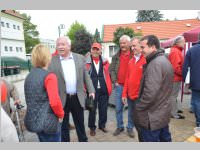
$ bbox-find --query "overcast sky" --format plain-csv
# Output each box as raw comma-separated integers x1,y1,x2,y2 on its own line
18,10,200,40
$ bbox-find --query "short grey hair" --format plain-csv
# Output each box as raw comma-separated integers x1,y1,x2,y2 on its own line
119,35,131,42
130,36,142,42
57,36,71,46
172,35,184,46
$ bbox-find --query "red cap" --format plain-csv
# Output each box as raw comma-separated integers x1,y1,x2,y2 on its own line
92,42,102,49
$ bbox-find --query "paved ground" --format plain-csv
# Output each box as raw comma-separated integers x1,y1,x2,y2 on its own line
2,71,196,142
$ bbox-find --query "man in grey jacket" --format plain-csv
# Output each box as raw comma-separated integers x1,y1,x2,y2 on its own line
133,35,174,142
48,36,95,142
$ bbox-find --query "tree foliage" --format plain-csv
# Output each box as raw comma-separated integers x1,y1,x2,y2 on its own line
66,21,86,44
136,10,163,22
21,13,40,54
113,27,142,46
93,28,101,43
72,29,93,55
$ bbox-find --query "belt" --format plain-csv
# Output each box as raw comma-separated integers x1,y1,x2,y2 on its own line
67,93,77,98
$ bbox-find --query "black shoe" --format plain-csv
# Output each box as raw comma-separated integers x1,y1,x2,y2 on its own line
189,110,194,113
177,110,183,113
127,129,135,138
113,128,124,136
175,114,185,119
99,128,108,133
90,130,96,136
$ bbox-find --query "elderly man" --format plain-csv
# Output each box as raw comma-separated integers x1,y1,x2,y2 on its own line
109,35,133,137
122,37,146,138
85,42,112,136
168,36,185,119
48,36,95,142
133,35,174,142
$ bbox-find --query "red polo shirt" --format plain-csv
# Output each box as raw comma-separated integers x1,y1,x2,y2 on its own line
117,51,131,85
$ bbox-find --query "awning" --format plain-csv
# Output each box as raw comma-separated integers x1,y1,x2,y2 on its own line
1,56,28,69
183,26,200,43
160,38,175,48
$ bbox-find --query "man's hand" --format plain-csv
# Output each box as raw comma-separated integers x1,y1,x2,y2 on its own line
115,82,119,87
89,93,95,100
14,99,21,105
122,97,127,105
59,118,63,123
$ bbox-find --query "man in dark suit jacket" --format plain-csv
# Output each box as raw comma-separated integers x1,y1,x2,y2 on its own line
48,36,95,142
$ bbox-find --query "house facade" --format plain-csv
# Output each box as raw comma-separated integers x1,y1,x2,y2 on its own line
1,10,26,60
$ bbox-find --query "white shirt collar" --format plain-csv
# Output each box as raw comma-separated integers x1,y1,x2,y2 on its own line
134,53,141,62
60,52,73,60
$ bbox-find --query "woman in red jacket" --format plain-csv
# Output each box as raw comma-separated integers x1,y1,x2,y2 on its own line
168,35,185,119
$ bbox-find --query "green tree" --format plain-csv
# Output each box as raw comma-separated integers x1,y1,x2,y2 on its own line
136,10,163,22
66,21,86,44
113,27,142,46
21,13,40,54
93,28,101,43
72,29,93,55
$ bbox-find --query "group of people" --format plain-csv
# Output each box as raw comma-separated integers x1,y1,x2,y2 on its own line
1,33,200,142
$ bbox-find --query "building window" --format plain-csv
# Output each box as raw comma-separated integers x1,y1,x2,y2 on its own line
13,24,16,29
109,45,119,57
20,47,23,52
6,23,10,28
17,26,20,30
9,47,13,51
16,47,19,52
4,46,8,51
1,21,5,27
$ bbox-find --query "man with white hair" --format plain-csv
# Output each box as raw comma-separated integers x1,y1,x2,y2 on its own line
48,36,95,142
109,35,134,137
168,35,185,119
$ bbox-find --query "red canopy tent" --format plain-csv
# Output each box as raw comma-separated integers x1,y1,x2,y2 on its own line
161,26,200,48
183,26,200,43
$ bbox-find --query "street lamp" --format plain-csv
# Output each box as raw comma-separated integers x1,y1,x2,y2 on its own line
58,24,65,37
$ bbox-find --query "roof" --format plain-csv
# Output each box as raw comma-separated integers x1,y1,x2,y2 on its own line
1,10,25,20
103,19,200,42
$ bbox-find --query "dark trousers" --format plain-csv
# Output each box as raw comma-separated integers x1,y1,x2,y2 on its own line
192,90,200,127
61,94,88,142
135,125,172,142
88,89,108,130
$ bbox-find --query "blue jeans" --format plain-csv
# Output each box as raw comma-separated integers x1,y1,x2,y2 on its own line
115,85,134,130
136,125,172,142
37,125,61,142
191,90,200,127
127,99,135,130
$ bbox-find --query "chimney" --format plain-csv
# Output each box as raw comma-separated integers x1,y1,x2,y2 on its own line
198,11,200,20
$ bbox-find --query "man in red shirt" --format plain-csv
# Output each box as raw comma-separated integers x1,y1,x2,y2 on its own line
109,35,133,137
122,37,146,137
168,36,185,119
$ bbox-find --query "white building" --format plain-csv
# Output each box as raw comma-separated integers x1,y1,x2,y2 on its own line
40,38,56,54
0,10,26,60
